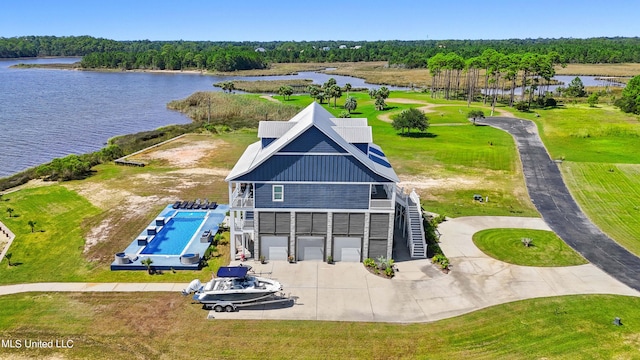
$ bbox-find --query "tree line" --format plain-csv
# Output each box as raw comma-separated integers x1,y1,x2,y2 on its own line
79,45,266,72
3,36,640,66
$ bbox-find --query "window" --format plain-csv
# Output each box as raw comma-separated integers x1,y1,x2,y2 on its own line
272,185,284,202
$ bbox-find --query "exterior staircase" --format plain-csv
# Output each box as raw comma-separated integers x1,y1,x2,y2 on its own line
395,187,427,259
407,198,427,258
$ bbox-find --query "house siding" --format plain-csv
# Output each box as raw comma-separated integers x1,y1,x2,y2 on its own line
235,154,391,182
279,127,347,153
255,183,369,209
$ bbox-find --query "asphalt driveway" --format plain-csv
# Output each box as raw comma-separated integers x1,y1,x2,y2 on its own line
479,117,640,291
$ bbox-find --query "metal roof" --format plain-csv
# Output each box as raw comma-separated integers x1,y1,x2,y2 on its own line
226,102,399,182
333,126,372,143
257,121,296,138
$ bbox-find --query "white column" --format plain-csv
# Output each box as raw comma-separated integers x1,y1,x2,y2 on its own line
253,211,259,262
386,212,394,260
326,212,332,261
290,212,296,260
362,212,370,262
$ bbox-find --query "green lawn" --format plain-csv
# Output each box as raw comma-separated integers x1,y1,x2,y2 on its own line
473,228,587,266
515,104,640,163
561,162,640,256
0,293,638,359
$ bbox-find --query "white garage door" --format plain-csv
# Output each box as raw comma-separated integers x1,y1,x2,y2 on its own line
297,236,324,261
333,237,361,262
260,236,288,261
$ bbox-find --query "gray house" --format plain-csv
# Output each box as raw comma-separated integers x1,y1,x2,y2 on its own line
226,102,426,262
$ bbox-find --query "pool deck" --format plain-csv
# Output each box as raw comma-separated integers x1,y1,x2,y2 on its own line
110,203,229,271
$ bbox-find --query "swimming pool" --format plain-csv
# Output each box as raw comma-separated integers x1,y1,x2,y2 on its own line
140,212,207,256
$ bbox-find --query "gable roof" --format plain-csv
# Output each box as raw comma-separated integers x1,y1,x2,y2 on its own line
226,102,399,182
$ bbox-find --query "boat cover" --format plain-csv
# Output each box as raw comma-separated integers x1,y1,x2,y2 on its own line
217,266,249,278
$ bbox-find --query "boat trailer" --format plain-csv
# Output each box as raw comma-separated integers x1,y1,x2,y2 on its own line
203,292,296,313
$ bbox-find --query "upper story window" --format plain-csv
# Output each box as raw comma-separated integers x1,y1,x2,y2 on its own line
272,185,284,202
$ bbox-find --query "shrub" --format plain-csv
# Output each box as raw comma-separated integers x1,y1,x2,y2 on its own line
544,97,557,107
384,266,394,277
521,237,533,247
514,101,529,111
363,258,376,267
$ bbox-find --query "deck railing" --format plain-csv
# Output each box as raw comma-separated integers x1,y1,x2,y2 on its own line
231,186,254,208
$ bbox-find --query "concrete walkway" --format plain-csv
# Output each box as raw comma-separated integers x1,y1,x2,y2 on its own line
479,117,640,291
1,216,637,323
204,216,636,322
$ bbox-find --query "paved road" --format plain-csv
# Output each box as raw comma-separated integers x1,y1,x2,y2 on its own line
479,117,640,291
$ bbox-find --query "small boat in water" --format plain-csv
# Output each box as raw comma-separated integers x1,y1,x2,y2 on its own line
183,265,282,305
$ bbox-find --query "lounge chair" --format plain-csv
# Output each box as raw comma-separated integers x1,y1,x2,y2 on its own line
201,200,209,209
179,201,188,209
208,202,217,210
186,201,195,209
172,201,181,209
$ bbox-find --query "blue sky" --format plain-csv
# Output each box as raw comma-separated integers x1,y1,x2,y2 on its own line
2,0,639,41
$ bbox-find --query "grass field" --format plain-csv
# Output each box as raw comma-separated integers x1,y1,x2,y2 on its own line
515,104,640,164
561,162,640,255
473,229,587,266
0,293,638,359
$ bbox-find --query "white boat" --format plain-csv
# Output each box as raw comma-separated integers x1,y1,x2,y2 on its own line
183,265,282,305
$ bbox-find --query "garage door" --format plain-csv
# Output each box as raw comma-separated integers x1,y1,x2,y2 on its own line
297,236,324,261
260,236,288,261
333,237,361,262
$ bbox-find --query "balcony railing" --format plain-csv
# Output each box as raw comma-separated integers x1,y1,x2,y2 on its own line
369,199,394,209
231,186,254,208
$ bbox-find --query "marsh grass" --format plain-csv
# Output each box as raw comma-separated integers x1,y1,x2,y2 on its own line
167,92,302,128
555,63,640,77
0,293,638,359
473,228,587,266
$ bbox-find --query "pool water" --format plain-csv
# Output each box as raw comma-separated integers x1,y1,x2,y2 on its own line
140,212,206,255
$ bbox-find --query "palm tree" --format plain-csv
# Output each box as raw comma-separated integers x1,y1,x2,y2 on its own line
6,208,13,218
368,88,377,99
377,87,390,100
343,83,352,96
375,97,386,111
328,85,342,108
344,96,357,114
141,257,154,275
27,220,36,233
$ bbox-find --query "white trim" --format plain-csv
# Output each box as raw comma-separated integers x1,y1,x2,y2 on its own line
272,185,284,202
250,207,394,214
249,181,395,185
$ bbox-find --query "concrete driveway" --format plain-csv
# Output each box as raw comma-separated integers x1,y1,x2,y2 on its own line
207,216,638,322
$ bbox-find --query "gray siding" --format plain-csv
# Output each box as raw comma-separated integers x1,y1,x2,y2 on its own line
368,239,387,259
258,212,290,235
236,154,391,183
296,213,327,235
369,213,390,239
333,213,365,236
255,183,369,209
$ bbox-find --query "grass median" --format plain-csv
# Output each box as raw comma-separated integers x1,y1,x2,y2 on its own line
473,228,587,266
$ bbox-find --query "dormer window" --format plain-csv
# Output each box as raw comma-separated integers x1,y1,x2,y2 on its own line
272,185,284,202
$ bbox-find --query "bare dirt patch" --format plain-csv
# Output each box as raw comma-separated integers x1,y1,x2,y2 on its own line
260,95,281,103
398,175,480,192
133,139,222,168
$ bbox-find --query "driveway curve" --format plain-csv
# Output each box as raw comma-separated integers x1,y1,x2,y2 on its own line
478,116,640,291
